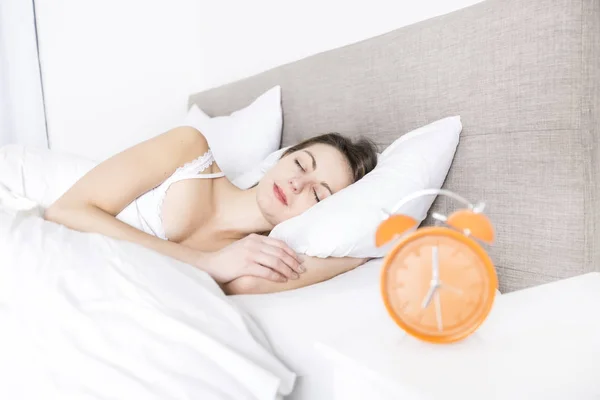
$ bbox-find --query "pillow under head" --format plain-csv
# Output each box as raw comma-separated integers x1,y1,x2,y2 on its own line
254,116,463,259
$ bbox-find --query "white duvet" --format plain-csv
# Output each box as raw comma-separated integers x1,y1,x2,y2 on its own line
0,185,296,399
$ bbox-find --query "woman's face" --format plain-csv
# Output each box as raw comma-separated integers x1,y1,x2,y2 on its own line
256,143,354,226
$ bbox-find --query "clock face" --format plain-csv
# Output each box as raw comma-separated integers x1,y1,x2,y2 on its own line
381,227,497,343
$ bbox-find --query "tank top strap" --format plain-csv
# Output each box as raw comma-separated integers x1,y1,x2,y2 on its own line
178,171,226,180
162,149,225,187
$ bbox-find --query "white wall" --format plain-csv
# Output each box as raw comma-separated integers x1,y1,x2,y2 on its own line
36,0,483,161
0,0,48,148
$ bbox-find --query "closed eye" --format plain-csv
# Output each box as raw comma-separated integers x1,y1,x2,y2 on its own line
313,189,320,203
295,159,305,172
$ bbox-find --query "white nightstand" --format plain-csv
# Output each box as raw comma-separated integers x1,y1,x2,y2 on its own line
315,272,600,400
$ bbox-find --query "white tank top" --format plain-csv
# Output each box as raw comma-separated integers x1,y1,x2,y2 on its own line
116,150,225,240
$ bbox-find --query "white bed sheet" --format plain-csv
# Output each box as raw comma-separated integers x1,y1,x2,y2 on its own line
230,258,390,400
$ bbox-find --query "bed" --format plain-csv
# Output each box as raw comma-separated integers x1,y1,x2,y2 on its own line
1,0,598,398
188,0,599,396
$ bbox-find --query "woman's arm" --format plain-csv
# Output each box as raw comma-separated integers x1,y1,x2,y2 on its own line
222,255,369,295
44,126,302,284
44,126,217,274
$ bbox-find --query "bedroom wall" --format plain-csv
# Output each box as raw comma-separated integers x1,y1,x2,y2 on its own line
0,0,48,148
35,0,484,161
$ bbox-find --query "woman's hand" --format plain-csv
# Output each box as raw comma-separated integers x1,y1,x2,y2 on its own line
222,255,370,295
204,234,305,284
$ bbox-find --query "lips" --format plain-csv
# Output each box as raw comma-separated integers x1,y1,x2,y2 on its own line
273,183,288,206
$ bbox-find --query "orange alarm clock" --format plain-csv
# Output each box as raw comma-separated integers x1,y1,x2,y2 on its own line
376,189,498,344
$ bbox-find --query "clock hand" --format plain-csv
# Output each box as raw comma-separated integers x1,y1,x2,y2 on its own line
434,291,443,332
421,284,436,309
432,245,440,283
422,245,441,309
440,282,464,295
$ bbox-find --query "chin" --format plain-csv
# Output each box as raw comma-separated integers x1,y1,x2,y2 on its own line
266,206,286,226
256,194,283,226
264,212,284,227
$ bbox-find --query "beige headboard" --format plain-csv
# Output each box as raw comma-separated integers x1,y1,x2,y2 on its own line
189,0,599,293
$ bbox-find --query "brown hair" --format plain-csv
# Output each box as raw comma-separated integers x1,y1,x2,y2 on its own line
282,133,378,183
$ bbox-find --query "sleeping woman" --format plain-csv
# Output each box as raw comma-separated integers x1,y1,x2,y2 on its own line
44,126,378,295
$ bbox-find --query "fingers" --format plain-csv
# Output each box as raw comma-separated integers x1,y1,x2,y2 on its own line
247,263,289,283
243,234,305,283
260,245,305,274
260,236,301,264
254,252,299,280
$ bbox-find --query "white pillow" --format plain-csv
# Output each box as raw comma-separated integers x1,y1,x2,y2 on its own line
265,116,462,259
0,87,283,207
183,86,283,183
231,147,289,189
0,144,97,208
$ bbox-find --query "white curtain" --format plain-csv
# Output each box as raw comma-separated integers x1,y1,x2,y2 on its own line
0,0,48,148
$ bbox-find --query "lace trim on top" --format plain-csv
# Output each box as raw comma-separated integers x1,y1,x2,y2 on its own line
154,150,219,240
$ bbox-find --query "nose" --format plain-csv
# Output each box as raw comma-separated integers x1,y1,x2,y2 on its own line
288,177,306,194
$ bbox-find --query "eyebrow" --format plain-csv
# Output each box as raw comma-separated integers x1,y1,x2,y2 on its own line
303,150,317,170
303,150,333,195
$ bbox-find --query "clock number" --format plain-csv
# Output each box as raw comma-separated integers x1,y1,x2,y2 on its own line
396,299,409,312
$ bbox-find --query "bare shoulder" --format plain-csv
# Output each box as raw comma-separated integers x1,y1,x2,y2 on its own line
163,126,210,160
172,126,223,174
